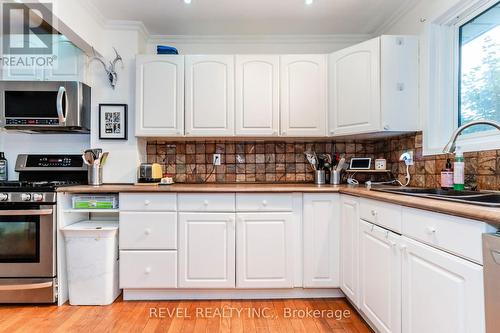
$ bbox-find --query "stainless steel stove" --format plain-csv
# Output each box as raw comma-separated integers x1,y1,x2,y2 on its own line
0,154,86,303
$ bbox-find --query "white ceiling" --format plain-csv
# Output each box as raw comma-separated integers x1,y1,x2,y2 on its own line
88,0,413,35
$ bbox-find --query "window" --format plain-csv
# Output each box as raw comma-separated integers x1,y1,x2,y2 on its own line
458,2,500,135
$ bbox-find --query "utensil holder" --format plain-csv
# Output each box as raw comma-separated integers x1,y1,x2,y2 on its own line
314,170,326,185
88,165,103,186
330,170,342,185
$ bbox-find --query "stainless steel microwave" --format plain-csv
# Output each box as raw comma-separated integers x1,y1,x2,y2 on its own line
0,81,91,133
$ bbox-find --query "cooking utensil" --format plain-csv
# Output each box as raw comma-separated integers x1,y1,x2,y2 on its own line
305,151,318,171
99,152,109,166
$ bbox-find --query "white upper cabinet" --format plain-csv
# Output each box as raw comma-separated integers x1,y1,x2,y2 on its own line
303,194,340,288
185,55,235,136
280,54,327,137
329,35,418,135
135,55,184,136
235,55,280,136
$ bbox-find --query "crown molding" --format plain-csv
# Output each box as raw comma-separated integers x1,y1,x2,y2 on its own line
104,20,150,41
147,34,370,45
77,0,106,29
371,0,420,36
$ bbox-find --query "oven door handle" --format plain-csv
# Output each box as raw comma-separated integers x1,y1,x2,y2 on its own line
56,86,67,124
0,281,53,291
0,209,53,216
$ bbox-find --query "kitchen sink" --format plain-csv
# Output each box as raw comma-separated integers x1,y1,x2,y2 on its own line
372,187,500,207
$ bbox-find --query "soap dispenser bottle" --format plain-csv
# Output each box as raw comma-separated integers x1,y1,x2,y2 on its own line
453,147,465,191
0,152,7,181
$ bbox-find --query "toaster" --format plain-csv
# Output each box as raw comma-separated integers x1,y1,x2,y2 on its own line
138,163,163,183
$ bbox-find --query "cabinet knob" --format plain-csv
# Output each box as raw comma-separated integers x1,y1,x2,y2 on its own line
144,267,151,274
371,209,378,217
144,200,151,206
282,131,286,135
203,200,209,206
144,228,151,235
329,130,335,135
262,200,268,206
400,245,407,253
272,131,278,136
426,226,437,235
383,124,390,131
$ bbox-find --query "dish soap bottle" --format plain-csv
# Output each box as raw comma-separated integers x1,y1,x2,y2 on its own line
453,147,465,191
0,152,7,181
440,158,453,189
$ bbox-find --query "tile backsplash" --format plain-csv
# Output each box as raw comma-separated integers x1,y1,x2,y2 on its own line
146,140,386,184
383,132,500,190
146,133,500,190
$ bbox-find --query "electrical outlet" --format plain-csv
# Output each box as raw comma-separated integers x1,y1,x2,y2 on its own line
213,154,221,166
404,150,414,166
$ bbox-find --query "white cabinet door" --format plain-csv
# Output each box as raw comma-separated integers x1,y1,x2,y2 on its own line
236,213,294,288
44,40,85,81
185,55,234,136
401,236,485,333
280,55,327,137
135,55,184,136
340,195,360,307
235,55,279,136
303,194,340,287
2,34,43,80
178,213,235,288
329,37,381,135
359,220,401,333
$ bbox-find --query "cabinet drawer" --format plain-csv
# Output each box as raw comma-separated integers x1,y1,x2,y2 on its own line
120,212,177,250
402,207,494,264
120,250,177,288
359,198,402,233
178,194,235,212
236,194,293,211
119,193,177,211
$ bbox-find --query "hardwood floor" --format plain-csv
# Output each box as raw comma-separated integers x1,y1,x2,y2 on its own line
0,297,373,333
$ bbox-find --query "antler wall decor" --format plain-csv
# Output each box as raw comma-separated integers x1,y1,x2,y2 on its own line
89,47,123,89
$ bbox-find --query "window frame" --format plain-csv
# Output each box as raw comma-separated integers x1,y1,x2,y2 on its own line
423,0,500,155
453,0,500,148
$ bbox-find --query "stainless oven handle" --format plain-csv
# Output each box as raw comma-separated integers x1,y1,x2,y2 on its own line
0,281,53,291
0,209,53,216
56,86,67,123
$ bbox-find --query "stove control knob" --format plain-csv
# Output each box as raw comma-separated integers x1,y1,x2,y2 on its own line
21,193,32,201
0,193,8,201
32,193,44,202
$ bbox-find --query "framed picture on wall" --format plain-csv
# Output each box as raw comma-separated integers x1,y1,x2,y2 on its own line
99,104,128,140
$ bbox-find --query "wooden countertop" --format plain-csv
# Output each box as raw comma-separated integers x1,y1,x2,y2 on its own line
57,183,343,193
57,183,500,226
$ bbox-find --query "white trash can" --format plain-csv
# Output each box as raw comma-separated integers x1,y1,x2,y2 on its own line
61,221,120,305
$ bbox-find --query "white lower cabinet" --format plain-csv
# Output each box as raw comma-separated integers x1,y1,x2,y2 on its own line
340,195,360,306
303,194,340,287
236,213,294,288
178,213,236,288
401,236,485,333
120,251,177,289
359,220,401,333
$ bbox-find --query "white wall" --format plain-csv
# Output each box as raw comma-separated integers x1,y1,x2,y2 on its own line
146,35,369,54
89,29,144,183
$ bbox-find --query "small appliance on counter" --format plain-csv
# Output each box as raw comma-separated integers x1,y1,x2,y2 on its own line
138,163,163,183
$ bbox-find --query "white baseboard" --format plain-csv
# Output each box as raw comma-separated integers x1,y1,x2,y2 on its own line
123,288,344,301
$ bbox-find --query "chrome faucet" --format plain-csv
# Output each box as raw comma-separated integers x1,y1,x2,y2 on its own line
443,120,500,153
